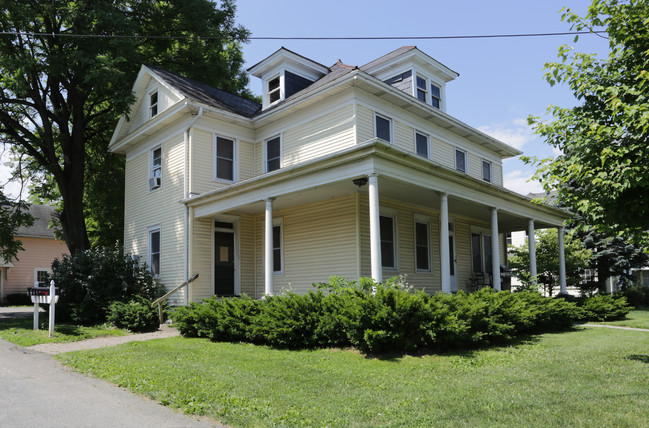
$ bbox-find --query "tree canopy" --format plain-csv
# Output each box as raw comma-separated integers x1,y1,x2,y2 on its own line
0,0,251,252
0,190,33,263
526,0,649,244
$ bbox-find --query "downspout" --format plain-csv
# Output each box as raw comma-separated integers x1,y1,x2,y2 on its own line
183,106,203,305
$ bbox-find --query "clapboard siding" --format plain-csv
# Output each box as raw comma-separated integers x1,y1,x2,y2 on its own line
190,217,212,301
356,104,374,143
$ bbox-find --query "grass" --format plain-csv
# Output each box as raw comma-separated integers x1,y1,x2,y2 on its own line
588,309,649,329
57,327,649,427
0,317,127,347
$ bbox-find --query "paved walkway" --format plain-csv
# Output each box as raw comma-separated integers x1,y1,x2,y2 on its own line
580,323,649,332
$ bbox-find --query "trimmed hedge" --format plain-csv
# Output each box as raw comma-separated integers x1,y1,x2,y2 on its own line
107,297,164,333
172,277,631,355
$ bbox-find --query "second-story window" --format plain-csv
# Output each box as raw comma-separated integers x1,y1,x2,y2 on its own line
266,136,281,172
375,114,392,143
149,147,162,190
149,91,158,118
415,132,429,158
482,160,492,183
431,84,441,109
268,75,281,104
215,136,235,181
455,148,466,173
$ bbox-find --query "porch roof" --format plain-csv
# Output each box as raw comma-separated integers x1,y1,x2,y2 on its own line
184,140,570,232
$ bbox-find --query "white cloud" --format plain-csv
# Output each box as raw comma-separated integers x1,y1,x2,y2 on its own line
503,169,544,196
478,119,536,150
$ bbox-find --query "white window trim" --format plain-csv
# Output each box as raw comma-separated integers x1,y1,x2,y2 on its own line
264,135,282,173
379,208,398,271
212,215,241,296
265,72,284,108
415,74,428,103
455,147,467,173
272,217,284,275
149,146,162,191
148,88,159,119
213,134,238,183
374,113,393,143
482,159,492,183
148,226,161,278
33,268,50,287
414,130,431,159
414,214,432,273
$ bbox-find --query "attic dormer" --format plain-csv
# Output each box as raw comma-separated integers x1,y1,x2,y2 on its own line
361,46,459,112
248,47,329,110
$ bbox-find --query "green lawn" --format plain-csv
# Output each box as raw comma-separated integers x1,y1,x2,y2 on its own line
58,327,649,427
0,317,127,347
588,309,649,329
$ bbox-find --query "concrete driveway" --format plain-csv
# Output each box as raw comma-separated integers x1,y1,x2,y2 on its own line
0,308,222,427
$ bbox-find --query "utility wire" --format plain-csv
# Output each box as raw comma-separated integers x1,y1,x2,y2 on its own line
0,30,607,41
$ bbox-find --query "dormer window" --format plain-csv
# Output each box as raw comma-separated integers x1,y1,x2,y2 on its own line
431,84,441,109
416,75,428,102
149,91,158,118
268,75,281,104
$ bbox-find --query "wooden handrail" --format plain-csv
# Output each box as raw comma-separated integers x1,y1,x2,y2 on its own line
151,273,199,324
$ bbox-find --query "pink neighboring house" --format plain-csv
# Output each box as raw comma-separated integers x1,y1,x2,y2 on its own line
0,205,69,301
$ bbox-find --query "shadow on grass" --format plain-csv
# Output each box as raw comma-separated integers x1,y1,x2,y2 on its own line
627,354,649,364
0,317,91,337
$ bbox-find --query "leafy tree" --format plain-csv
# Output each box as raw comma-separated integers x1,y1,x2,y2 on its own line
525,0,649,244
0,190,33,263
509,229,591,296
0,0,251,252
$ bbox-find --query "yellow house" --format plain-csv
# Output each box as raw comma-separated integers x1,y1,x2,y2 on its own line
109,47,570,304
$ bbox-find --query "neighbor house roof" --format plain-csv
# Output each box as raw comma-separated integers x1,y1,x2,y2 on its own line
146,65,261,118
15,204,58,239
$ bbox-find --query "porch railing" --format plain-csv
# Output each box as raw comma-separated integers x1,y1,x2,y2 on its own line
151,273,199,324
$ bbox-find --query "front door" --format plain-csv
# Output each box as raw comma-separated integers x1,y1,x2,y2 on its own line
214,225,235,296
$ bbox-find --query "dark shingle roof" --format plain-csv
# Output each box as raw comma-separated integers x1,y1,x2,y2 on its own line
146,65,261,118
15,205,58,239
360,46,417,71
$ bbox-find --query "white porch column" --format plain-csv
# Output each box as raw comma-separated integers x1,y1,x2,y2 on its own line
264,198,274,296
528,219,537,285
440,193,451,293
491,207,501,291
558,225,567,295
368,173,382,284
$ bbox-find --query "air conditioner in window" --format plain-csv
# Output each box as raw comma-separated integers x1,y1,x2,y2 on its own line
149,176,161,189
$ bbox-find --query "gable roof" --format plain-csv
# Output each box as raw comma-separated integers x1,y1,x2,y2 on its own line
15,204,58,239
360,46,459,82
146,65,261,118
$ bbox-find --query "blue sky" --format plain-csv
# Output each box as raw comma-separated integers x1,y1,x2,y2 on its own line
235,0,611,195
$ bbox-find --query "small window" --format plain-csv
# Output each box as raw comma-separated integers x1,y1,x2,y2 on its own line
415,221,430,272
215,136,234,181
150,91,158,118
415,132,429,158
416,75,427,102
35,269,49,287
266,136,281,172
268,75,281,104
471,233,482,273
273,224,282,273
380,215,396,269
431,84,441,109
375,114,392,143
150,147,162,190
455,149,466,173
149,228,161,277
482,160,492,182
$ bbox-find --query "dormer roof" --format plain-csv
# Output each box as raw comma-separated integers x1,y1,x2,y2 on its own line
247,47,329,81
361,46,459,83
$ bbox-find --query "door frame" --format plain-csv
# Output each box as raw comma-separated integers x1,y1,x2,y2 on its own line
212,214,240,296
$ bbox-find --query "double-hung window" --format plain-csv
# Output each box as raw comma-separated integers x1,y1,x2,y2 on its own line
273,221,283,274
471,231,493,275
215,136,235,181
415,131,429,158
34,269,49,287
455,148,467,173
415,220,431,272
380,215,396,269
375,114,392,143
482,160,492,182
149,91,158,118
268,75,281,104
416,75,428,102
430,84,441,109
149,227,161,278
150,147,162,190
266,136,281,172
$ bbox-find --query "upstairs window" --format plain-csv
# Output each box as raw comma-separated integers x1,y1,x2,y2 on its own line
455,148,466,173
268,75,281,104
416,75,428,102
375,114,392,143
415,132,429,158
482,160,492,182
149,147,162,190
430,84,441,109
266,136,281,172
149,91,158,118
215,136,235,181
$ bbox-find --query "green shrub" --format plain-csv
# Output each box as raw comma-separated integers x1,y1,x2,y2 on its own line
619,285,649,308
580,294,631,321
107,297,162,332
50,246,163,325
2,292,32,306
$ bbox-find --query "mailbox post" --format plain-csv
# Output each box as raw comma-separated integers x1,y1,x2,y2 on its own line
28,281,60,338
